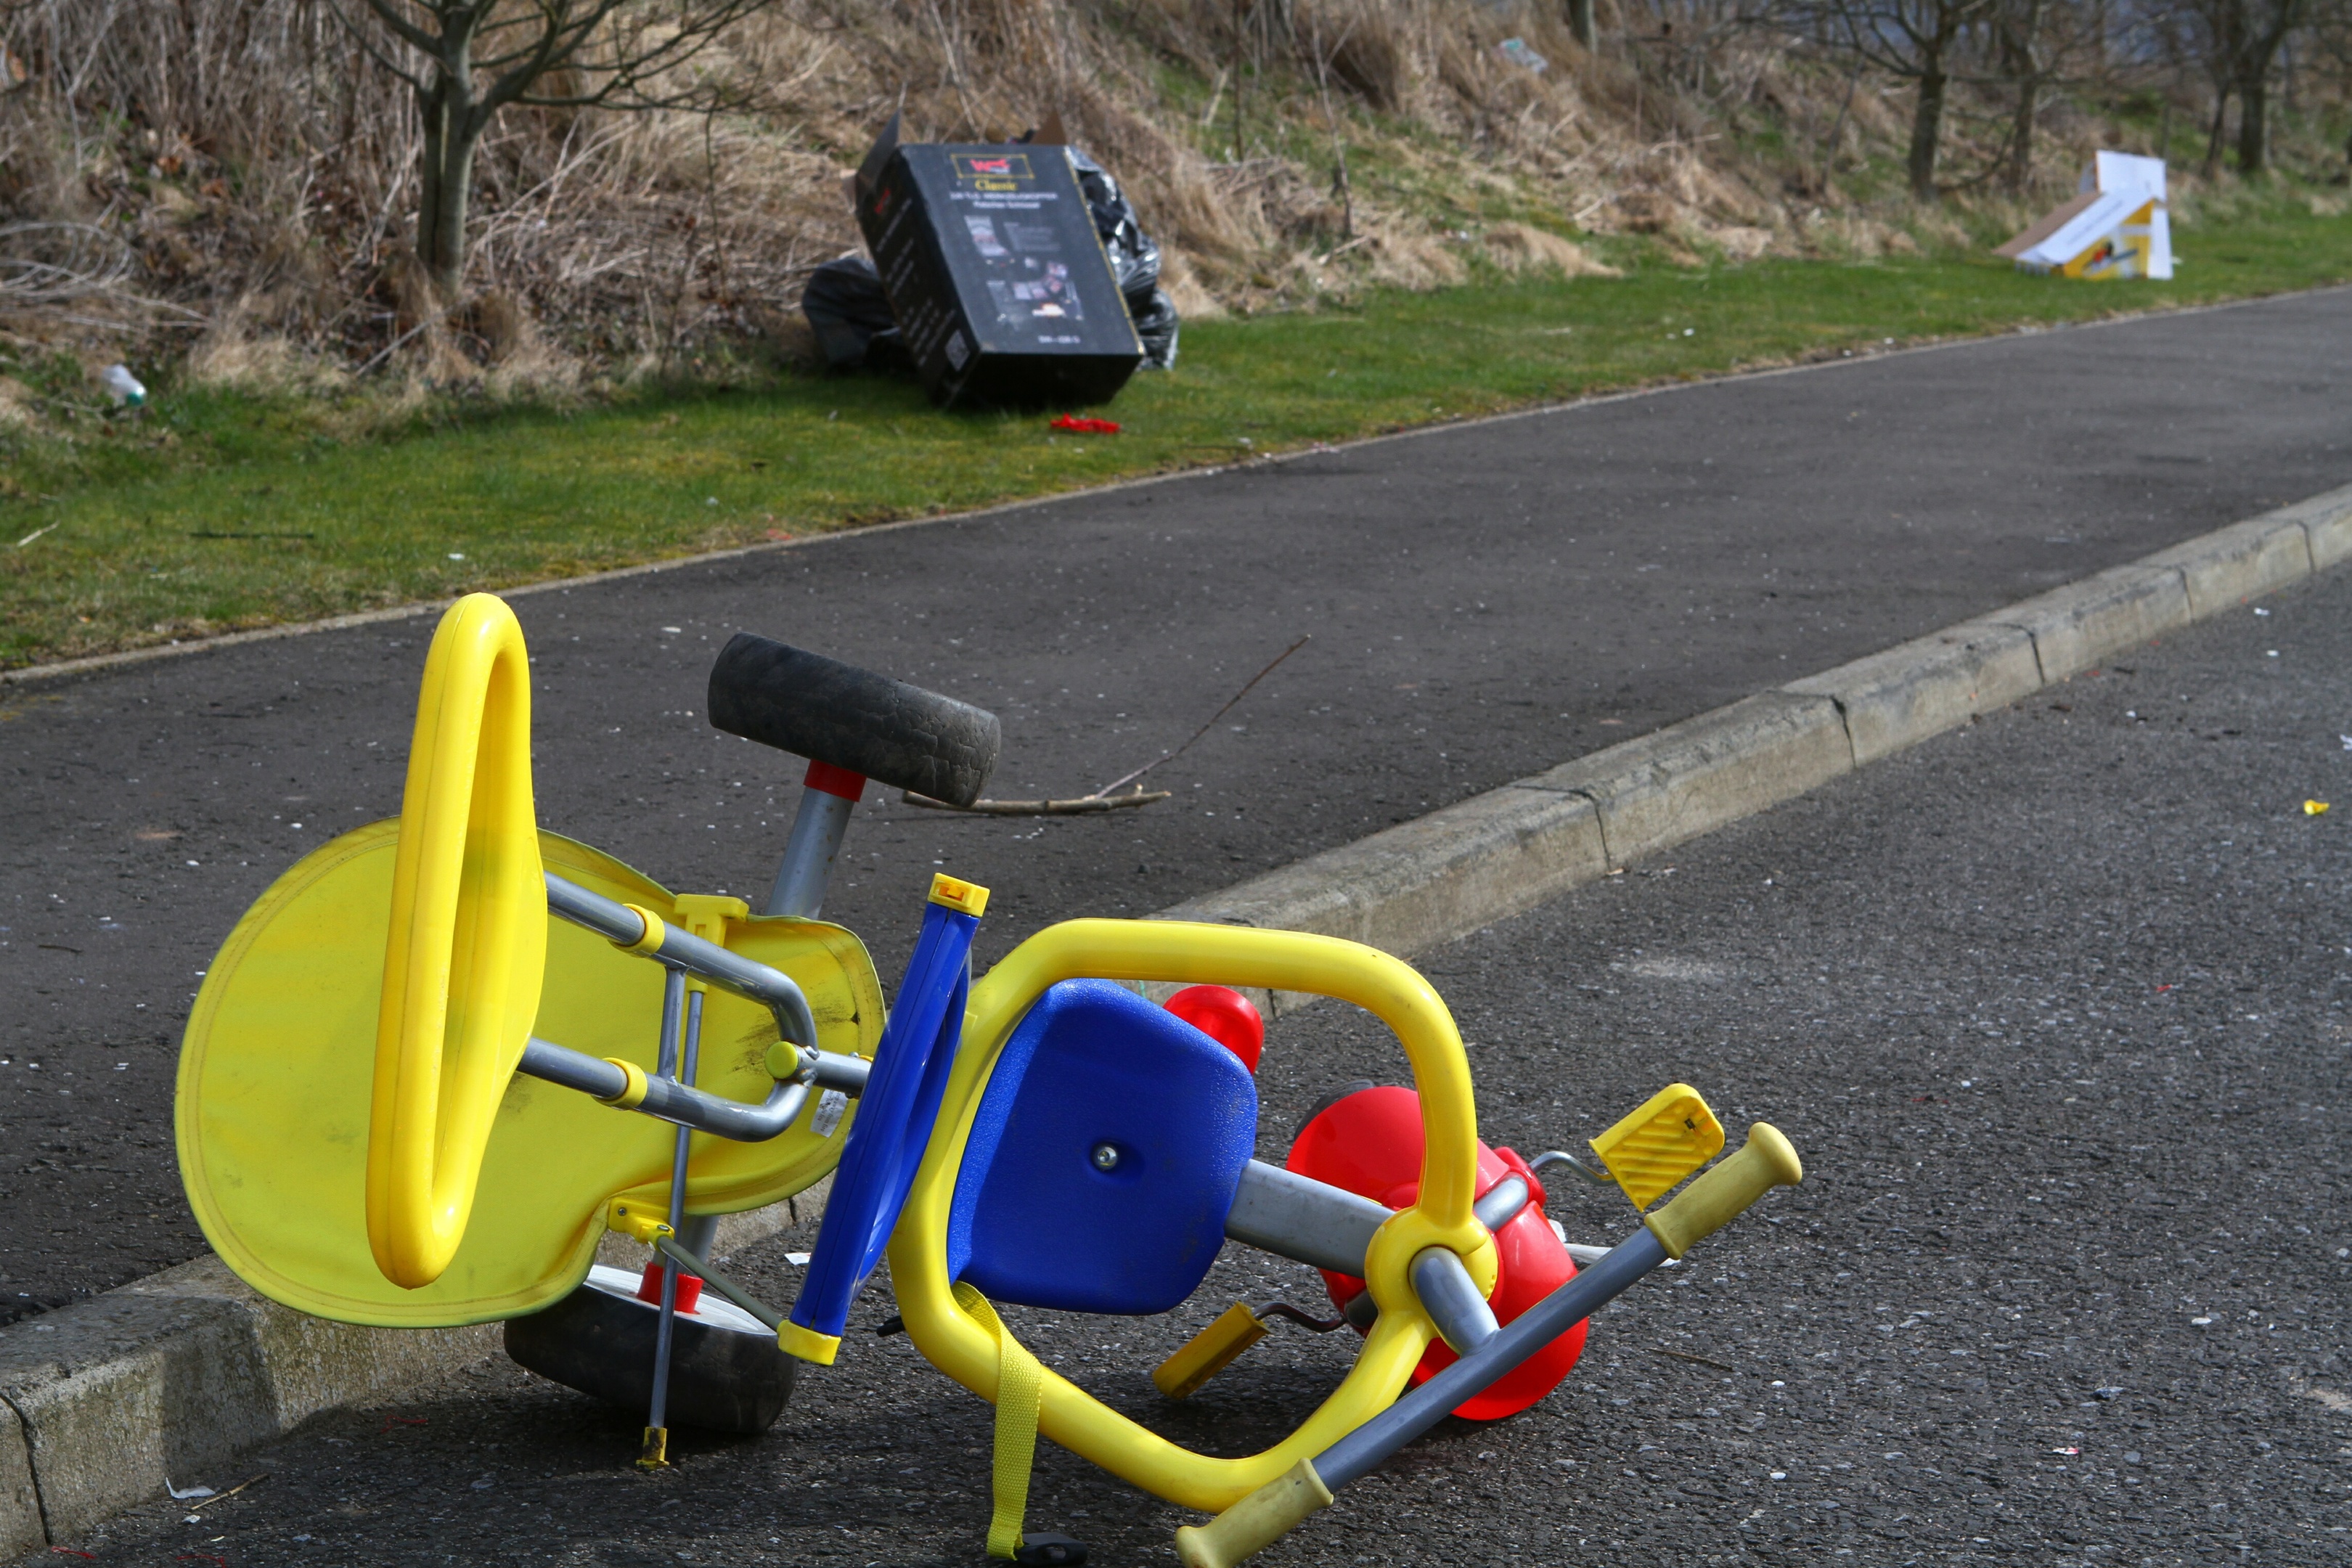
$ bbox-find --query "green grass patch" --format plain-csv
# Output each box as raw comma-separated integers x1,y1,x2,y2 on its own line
5,193,2349,671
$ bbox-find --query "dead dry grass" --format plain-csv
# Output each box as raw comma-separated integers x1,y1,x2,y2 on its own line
0,0,2292,390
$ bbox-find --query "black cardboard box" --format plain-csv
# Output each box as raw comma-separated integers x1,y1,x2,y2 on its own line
858,134,1143,407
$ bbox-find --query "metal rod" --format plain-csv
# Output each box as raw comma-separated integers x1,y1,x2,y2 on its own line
1312,1230,1672,1490
544,873,821,1049
1528,1148,1614,1185
674,1214,720,1262
655,968,685,1080
515,1037,632,1101
517,1034,862,1141
656,1233,785,1331
767,785,857,919
640,972,692,1466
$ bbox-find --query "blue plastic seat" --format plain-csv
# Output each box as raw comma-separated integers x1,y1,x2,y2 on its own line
947,980,1257,1315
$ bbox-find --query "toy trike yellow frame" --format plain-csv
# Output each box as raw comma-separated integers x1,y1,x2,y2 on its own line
891,917,1493,1513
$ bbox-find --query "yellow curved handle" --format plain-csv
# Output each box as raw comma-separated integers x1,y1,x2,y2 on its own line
961,920,1484,1232
366,595,546,1288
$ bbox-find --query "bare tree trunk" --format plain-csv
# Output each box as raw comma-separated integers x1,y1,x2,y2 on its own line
2234,68,2268,173
2000,0,2046,195
2203,83,2231,176
1908,56,1949,200
2003,81,2038,194
356,0,769,319
1567,0,1596,49
416,72,481,303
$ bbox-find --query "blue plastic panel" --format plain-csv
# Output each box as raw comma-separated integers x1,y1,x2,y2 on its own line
948,980,1257,1315
787,897,976,1342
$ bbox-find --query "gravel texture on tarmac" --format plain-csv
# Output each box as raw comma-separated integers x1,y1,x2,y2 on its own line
33,455,2351,1568
7,290,2352,1313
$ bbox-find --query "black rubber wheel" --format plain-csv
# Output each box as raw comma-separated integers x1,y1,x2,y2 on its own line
706,634,1001,807
503,1268,797,1434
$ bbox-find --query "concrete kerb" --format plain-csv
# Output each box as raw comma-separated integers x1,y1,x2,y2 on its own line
6,479,2351,1555
0,1183,827,1554
1160,478,2352,970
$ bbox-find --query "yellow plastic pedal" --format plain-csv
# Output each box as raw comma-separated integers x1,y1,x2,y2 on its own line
1590,1083,1726,1212
1152,1302,1270,1400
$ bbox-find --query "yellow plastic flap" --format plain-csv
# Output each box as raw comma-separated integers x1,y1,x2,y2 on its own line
1589,1083,1726,1212
177,824,883,1327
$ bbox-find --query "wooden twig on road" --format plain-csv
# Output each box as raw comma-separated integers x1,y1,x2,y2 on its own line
903,789,1171,816
899,634,1311,819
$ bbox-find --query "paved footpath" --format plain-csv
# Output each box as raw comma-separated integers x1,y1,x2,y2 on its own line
38,424,2351,1568
5,288,2351,1311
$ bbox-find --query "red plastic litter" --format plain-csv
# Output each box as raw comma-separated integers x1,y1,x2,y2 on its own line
1051,415,1121,434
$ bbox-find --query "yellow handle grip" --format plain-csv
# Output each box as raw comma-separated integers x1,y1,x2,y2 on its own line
365,594,546,1289
1173,1459,1333,1568
1642,1122,1803,1259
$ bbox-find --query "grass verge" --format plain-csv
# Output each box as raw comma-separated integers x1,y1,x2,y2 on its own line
6,197,2350,671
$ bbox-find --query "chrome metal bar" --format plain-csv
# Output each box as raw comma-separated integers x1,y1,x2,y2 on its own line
634,1073,813,1141
515,1037,629,1100
515,1037,820,1143
544,873,820,1050
1529,1148,1614,1185
644,973,693,1457
767,786,857,919
674,1214,720,1264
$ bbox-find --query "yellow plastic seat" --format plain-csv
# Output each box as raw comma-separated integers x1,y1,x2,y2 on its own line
176,822,883,1327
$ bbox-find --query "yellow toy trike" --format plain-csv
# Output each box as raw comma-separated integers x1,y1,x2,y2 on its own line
176,594,1804,1568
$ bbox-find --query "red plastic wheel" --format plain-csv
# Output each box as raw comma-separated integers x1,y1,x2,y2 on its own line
1287,1084,1585,1419
1164,984,1265,1073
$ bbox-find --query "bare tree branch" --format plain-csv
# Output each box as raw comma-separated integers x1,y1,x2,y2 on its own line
344,0,774,302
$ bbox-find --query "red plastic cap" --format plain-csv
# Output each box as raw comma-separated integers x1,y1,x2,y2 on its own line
1164,984,1265,1072
636,1264,704,1315
803,759,867,801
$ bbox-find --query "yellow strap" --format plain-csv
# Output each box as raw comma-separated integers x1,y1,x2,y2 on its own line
955,1282,1042,1560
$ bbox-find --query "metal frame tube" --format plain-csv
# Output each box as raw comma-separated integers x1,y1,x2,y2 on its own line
1222,1160,1394,1276
1472,1175,1530,1231
1408,1247,1500,1355
640,970,691,1466
515,1035,867,1142
1312,1230,1671,1490
767,785,857,919
514,1037,631,1101
544,873,821,1049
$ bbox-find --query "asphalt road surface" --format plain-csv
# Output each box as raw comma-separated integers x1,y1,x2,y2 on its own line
6,287,2352,1314
28,417,2352,1568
